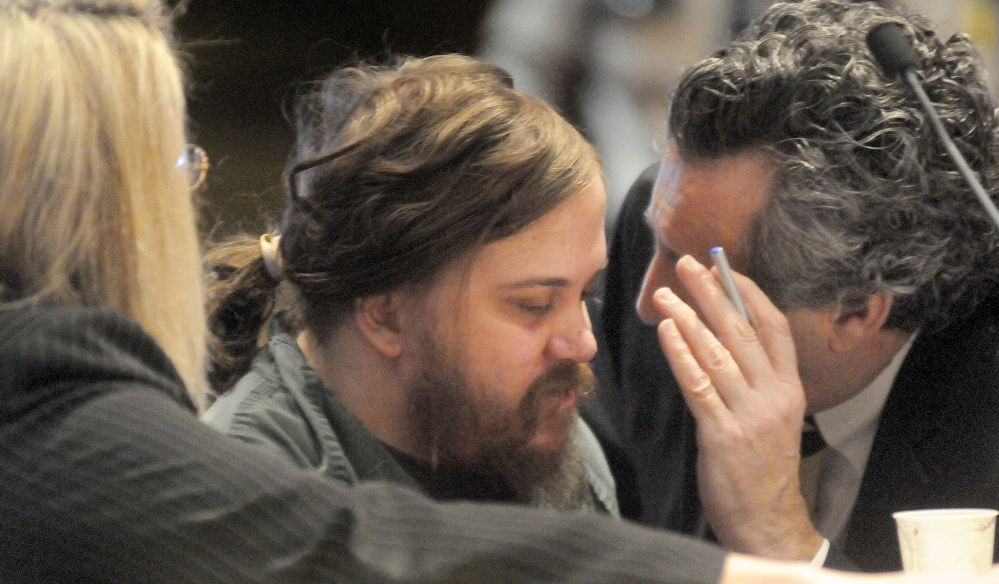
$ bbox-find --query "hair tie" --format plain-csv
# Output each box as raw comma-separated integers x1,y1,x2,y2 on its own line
259,233,283,281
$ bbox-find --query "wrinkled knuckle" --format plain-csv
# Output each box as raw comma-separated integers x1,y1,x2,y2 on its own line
732,319,758,345
770,312,793,337
703,341,732,372
718,422,745,445
690,369,714,395
774,394,803,423
677,351,701,370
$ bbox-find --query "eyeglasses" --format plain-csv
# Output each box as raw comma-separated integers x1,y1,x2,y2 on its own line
176,144,210,190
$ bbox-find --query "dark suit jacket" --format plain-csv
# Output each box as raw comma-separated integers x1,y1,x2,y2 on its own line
0,302,726,583
596,165,999,572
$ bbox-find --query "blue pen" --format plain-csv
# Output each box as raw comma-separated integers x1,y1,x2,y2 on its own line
710,247,752,325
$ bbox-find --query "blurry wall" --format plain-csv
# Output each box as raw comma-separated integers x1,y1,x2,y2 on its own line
478,0,999,225
478,0,736,223
900,0,999,93
176,0,999,240
175,0,490,238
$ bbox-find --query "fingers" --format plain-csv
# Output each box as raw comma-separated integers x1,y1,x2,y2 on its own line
654,284,760,413
730,270,799,383
673,256,776,391
650,254,806,424
657,316,730,428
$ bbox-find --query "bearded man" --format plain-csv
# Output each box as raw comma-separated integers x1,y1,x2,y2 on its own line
201,54,617,515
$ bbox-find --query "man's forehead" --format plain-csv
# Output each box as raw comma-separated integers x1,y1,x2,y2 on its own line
642,150,778,252
448,177,608,288
652,153,684,208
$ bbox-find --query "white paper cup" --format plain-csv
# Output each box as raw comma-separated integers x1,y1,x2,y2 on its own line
893,508,998,574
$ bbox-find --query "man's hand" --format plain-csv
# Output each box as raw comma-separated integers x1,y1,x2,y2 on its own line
652,255,823,561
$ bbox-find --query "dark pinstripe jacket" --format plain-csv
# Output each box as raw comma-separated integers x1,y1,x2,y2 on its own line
0,303,725,583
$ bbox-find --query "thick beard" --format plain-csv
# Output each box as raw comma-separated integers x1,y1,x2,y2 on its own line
407,343,596,503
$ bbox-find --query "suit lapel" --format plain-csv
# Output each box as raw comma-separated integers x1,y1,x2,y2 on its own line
842,298,999,571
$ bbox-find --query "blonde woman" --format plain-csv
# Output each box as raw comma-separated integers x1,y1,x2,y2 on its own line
1,2,997,584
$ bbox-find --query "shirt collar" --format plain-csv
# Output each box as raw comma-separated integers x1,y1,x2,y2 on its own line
813,333,917,465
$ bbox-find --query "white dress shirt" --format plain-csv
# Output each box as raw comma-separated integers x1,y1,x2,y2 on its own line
812,335,917,545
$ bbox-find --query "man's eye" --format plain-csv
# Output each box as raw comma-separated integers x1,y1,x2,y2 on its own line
519,302,554,316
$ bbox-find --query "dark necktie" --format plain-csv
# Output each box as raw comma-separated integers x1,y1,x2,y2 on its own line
801,415,827,457
799,415,828,521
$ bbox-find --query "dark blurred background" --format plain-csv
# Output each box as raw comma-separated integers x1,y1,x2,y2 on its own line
174,0,999,239
174,0,491,238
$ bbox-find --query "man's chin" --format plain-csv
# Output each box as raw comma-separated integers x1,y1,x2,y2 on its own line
527,408,577,458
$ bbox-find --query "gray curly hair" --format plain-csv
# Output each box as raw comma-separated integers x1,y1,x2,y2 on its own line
669,0,999,332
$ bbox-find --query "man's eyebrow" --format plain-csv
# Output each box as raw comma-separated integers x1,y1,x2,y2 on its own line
500,277,571,290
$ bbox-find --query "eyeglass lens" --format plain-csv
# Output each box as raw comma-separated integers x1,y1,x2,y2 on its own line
176,144,209,189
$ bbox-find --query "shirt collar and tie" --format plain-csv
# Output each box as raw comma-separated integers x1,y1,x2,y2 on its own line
805,334,917,544
799,415,829,521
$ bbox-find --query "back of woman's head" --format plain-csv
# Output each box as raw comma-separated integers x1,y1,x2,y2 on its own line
205,54,599,393
0,0,208,406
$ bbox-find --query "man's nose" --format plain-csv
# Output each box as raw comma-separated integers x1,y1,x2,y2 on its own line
636,252,670,325
546,300,598,362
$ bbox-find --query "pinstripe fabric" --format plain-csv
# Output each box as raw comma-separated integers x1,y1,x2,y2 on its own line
0,304,725,583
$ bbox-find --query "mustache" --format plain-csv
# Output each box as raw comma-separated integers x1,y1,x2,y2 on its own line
522,361,596,408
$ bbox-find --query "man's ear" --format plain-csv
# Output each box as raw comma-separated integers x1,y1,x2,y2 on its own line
829,292,894,353
354,293,405,358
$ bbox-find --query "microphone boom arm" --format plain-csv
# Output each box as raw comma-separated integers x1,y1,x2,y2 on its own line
902,67,999,231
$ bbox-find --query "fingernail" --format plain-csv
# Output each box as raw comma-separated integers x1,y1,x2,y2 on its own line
654,287,679,304
678,255,706,272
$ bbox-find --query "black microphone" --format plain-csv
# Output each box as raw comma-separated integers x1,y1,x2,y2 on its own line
867,23,919,78
866,23,999,230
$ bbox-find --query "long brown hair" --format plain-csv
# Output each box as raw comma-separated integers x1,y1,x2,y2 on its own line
205,54,599,394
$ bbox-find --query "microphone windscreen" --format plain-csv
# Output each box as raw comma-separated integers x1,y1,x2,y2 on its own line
867,23,919,78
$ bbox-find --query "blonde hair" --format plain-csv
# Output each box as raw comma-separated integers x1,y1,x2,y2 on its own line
0,0,208,407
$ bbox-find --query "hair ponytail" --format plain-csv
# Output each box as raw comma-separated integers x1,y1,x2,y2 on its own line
204,235,282,395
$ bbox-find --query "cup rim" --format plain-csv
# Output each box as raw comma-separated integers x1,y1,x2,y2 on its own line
893,508,999,520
